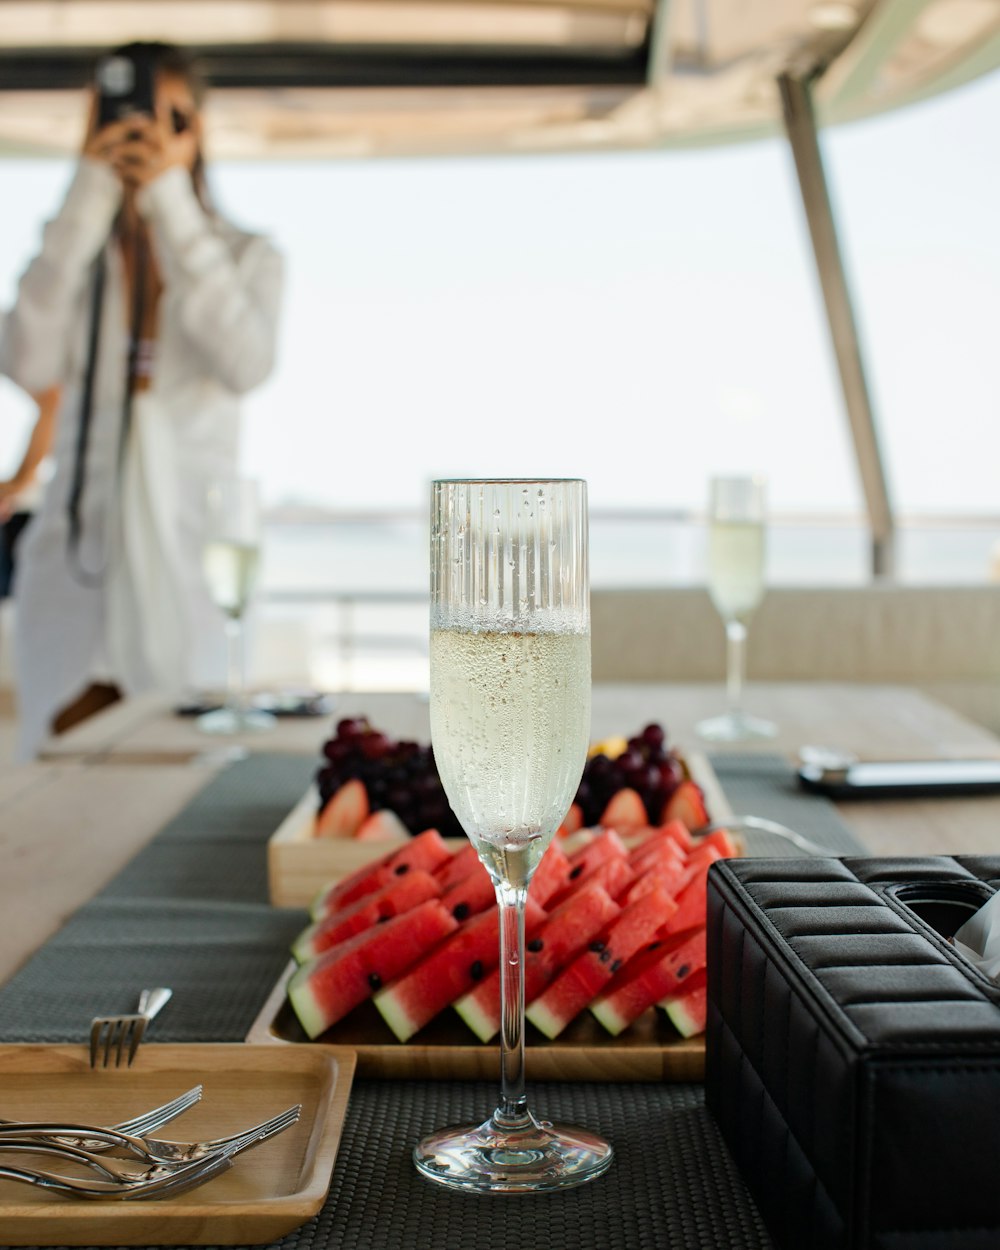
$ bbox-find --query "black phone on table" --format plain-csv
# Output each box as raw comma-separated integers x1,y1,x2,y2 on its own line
797,757,1000,800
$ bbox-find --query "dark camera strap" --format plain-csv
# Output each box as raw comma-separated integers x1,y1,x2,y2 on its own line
66,223,147,587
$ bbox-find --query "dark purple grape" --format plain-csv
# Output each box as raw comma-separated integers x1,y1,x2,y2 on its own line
642,722,666,752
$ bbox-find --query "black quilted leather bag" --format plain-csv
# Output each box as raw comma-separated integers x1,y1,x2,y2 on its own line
706,855,1000,1250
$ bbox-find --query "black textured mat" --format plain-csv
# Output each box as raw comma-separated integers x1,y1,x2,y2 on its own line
0,750,838,1249
4,1083,773,1250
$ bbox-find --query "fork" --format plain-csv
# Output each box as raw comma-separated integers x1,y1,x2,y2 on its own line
89,987,173,1069
0,1104,303,1168
0,1142,240,1202
0,1085,203,1151
0,1104,302,1183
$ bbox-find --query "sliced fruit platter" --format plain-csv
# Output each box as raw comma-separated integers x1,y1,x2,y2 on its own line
254,720,738,1079
267,716,730,907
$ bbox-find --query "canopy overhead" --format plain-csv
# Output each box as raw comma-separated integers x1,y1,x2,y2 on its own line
0,0,998,158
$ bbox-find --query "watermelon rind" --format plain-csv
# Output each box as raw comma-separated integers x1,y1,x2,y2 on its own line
292,921,323,965
664,995,703,1038
453,992,498,1044
524,997,565,1041
287,965,331,1041
589,997,630,1037
373,991,416,1043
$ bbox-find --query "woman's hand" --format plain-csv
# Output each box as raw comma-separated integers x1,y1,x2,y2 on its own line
83,101,198,192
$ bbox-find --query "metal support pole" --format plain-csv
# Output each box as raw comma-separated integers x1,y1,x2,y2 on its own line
778,72,895,579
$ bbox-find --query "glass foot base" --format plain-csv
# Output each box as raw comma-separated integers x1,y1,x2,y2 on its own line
196,706,277,735
413,1113,613,1193
696,710,777,742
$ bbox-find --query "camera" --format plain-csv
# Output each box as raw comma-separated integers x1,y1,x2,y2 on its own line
95,49,156,128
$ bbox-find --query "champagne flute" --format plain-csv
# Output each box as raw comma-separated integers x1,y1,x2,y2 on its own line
696,475,777,742
197,476,275,735
414,478,613,1193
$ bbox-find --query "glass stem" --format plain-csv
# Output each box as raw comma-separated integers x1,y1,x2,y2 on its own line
725,619,747,719
225,616,245,715
494,882,530,1128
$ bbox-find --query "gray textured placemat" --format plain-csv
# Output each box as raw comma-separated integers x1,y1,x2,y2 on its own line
710,753,867,856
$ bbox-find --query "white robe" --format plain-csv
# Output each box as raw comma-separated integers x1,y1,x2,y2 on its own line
0,160,283,758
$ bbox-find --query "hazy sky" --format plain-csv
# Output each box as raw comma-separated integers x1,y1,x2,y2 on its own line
1,69,998,515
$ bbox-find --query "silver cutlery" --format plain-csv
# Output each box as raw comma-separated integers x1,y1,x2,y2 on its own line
89,987,173,1069
0,1143,239,1202
0,1084,203,1151
0,1103,302,1167
0,1104,302,1200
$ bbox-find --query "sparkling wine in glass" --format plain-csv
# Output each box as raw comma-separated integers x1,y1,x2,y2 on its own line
414,478,613,1193
696,475,777,742
198,476,275,735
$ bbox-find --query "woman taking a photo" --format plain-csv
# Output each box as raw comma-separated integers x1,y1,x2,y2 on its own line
1,42,283,757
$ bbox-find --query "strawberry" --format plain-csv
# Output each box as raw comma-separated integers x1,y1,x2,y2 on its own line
661,780,709,833
315,778,370,838
599,787,648,833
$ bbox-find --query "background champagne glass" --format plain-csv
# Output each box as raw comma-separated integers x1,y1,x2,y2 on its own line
696,474,777,742
414,478,613,1193
198,476,275,735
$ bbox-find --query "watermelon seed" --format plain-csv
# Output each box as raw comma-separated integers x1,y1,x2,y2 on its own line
677,964,690,979
599,950,612,964
648,941,662,951
527,938,543,952
589,941,605,953
569,865,584,880
394,864,410,876
377,915,391,924
611,959,622,973
470,961,484,981
453,903,470,921
368,972,382,990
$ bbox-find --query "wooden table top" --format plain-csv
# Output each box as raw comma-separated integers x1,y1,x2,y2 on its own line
4,681,998,987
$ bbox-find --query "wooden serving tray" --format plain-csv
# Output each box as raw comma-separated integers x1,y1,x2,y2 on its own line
267,786,465,907
246,961,705,1082
267,752,732,907
0,1043,355,1246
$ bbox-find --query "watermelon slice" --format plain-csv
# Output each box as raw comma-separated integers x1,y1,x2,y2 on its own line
310,828,453,919
691,827,739,859
619,856,689,906
659,968,708,1038
660,858,716,936
288,898,459,1039
441,860,495,921
454,881,621,1042
433,844,480,891
374,897,546,1042
525,886,677,1039
545,829,629,909
527,841,571,908
590,928,707,1036
291,869,441,963
628,826,686,870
